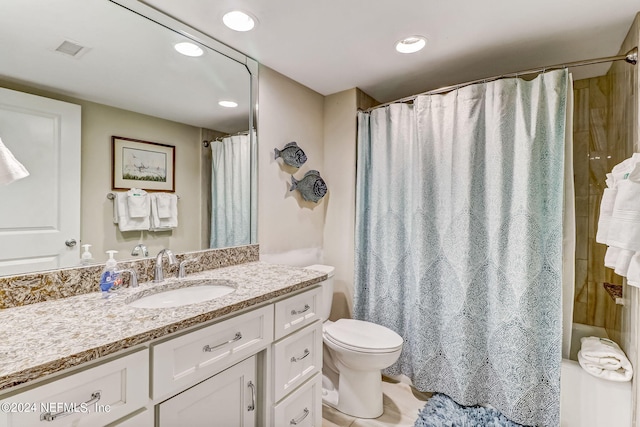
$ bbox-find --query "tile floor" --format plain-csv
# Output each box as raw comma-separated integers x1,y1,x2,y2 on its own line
322,377,431,427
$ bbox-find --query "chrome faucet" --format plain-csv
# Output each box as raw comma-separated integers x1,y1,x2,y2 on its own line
154,249,177,282
115,269,138,288
131,244,149,257
176,258,199,279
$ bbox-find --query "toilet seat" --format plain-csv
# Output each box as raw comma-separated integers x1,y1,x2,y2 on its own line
323,319,403,354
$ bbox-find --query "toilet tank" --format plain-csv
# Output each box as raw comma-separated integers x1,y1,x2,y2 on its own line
304,264,335,321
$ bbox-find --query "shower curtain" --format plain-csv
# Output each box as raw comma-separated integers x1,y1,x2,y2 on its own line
355,69,570,427
210,132,255,248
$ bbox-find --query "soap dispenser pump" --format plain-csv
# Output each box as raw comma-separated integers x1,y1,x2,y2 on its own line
81,244,94,265
100,250,120,298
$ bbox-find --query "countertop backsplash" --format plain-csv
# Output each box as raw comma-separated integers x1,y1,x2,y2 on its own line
0,245,260,309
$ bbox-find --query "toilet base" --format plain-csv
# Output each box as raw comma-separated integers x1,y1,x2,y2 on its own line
328,368,384,419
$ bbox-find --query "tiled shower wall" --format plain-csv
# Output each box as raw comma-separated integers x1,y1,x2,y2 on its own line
572,75,626,337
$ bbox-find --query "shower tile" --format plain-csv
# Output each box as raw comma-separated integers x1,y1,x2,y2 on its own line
575,260,588,303
573,301,588,325
586,281,598,325
575,196,588,217
589,77,609,109
575,218,588,259
589,109,608,152
592,281,609,328
588,241,607,284
588,194,602,239
573,86,589,132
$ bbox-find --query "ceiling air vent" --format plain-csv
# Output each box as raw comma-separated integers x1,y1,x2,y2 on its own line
55,40,86,57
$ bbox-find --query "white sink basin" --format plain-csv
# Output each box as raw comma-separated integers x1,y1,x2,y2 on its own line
127,281,236,309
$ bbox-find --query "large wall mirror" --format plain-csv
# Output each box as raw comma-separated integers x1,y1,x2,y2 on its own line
0,0,258,277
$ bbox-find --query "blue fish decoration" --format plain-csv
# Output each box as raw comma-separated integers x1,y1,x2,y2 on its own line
290,170,327,203
274,141,307,168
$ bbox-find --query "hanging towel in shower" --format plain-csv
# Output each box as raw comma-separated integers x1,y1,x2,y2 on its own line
578,337,633,382
607,163,640,252
625,252,640,288
0,137,29,186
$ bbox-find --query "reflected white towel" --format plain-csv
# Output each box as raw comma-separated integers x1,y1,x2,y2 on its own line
126,188,149,218
578,337,633,382
155,193,172,218
0,137,29,186
113,191,150,231
150,193,178,231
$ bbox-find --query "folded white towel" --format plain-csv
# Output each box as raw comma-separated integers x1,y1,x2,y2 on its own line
0,137,29,186
155,193,172,218
614,249,634,277
113,191,150,232
150,193,178,231
578,337,632,382
127,188,150,218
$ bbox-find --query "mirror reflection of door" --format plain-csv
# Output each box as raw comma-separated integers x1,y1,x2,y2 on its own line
0,87,81,275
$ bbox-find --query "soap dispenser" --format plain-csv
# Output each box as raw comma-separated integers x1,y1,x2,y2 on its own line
80,244,94,265
100,250,120,298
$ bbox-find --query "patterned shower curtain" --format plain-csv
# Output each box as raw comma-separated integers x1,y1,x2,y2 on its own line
355,69,568,427
210,132,255,248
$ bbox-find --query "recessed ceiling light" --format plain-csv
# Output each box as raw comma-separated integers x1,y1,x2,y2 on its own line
174,42,204,57
219,101,238,108
223,10,257,32
395,36,427,54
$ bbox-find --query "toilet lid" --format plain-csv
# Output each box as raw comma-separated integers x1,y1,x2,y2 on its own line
324,319,403,352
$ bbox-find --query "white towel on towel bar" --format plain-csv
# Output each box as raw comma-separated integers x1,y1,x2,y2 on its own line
126,188,150,218
607,162,640,252
113,191,150,231
150,193,178,231
578,336,633,382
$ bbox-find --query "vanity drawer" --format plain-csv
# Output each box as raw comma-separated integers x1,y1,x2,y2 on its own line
273,321,322,402
273,373,322,427
274,287,322,340
151,305,273,400
0,349,148,427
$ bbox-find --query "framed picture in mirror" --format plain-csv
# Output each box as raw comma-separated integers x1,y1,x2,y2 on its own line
112,136,175,192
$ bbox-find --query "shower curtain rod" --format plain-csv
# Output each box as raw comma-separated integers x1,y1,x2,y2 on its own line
202,129,252,147
365,47,638,112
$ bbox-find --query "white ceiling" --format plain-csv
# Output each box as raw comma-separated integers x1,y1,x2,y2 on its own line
143,0,640,103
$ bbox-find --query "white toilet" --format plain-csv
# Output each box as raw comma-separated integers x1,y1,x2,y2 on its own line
305,265,403,419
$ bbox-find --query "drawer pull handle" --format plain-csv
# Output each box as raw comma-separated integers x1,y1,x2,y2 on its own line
290,407,309,425
247,380,256,411
203,332,242,352
291,304,311,315
291,348,310,363
40,390,101,422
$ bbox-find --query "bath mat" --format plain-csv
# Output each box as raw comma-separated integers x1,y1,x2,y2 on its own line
414,393,529,427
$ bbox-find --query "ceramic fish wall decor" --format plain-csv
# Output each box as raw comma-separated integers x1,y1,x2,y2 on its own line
274,141,307,168
290,170,327,203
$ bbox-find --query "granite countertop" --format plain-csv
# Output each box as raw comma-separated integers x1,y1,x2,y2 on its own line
0,262,326,391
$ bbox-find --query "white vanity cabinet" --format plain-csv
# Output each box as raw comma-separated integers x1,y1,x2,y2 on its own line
0,349,149,427
157,356,257,427
271,287,323,426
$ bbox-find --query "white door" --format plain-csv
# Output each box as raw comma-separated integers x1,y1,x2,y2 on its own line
0,87,81,275
158,356,257,427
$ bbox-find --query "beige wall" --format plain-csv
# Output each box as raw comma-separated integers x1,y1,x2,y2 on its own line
322,89,358,319
257,66,326,264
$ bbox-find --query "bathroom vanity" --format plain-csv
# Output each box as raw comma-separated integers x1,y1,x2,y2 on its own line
0,262,326,426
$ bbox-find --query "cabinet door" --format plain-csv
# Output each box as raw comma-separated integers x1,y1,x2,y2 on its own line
158,356,257,427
